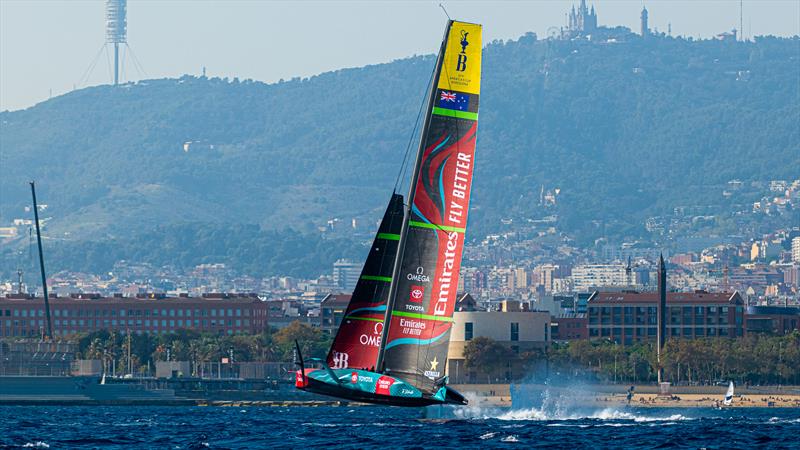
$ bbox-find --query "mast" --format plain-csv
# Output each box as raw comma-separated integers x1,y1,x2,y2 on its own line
376,21,453,372
30,181,53,340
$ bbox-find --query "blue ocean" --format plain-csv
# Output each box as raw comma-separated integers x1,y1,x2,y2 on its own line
0,405,798,449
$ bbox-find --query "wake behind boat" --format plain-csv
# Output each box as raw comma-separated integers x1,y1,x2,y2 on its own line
295,19,482,407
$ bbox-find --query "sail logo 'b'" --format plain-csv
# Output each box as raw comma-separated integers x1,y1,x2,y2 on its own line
331,351,349,369
457,30,469,71
438,23,481,94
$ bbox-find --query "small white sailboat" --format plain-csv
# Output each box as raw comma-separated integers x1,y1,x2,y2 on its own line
723,381,734,406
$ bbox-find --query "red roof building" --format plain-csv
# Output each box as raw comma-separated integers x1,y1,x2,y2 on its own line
0,293,268,338
550,314,588,341
587,290,744,345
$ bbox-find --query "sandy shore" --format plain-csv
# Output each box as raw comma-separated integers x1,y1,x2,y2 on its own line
453,384,800,408
462,393,800,408
596,392,800,408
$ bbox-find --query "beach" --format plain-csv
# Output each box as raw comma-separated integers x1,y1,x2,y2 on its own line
453,383,800,408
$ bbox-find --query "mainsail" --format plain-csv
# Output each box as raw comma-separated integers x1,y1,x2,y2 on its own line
326,194,404,370
378,21,482,393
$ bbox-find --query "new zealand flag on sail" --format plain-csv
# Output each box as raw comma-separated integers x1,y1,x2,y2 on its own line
438,90,469,111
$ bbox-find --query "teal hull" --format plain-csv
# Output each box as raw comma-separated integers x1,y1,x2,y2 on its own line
295,368,466,407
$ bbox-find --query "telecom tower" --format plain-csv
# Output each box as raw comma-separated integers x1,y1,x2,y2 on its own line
106,0,127,86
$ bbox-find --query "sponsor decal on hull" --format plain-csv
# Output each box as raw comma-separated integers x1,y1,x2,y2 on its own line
375,375,395,396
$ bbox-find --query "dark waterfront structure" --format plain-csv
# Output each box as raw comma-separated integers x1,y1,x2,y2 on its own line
0,293,269,337
0,340,76,376
745,306,800,335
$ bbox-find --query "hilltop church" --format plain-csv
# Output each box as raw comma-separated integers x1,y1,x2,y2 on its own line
567,0,598,35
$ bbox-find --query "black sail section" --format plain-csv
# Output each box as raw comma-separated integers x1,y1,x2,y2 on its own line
326,194,404,370
379,21,482,394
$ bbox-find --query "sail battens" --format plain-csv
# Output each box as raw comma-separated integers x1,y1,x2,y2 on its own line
377,233,401,241
391,310,454,323
326,194,404,370
431,106,478,120
360,275,393,282
344,316,384,323
408,220,465,233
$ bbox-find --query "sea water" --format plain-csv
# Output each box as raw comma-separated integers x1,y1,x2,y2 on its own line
0,405,798,448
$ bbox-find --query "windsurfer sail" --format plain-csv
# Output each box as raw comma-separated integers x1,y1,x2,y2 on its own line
723,381,734,406
295,19,482,407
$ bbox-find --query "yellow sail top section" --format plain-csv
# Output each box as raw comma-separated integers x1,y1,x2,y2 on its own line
437,21,482,95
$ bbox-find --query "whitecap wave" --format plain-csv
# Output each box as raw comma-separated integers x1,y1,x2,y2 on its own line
767,417,800,424
23,442,50,449
589,408,687,422
470,406,687,422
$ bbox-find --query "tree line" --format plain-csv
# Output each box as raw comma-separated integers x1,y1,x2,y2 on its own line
70,321,331,376
464,332,800,385
6,322,798,385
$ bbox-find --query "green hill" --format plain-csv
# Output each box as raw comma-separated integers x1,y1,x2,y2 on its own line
1,31,798,277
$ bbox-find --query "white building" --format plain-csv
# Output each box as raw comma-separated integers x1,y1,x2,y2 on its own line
446,300,550,383
332,259,361,293
792,237,800,264
571,263,631,292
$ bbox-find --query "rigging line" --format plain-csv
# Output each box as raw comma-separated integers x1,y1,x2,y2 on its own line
125,44,142,78
393,59,437,194
439,3,451,21
104,44,114,85
78,44,108,87
121,45,127,84
126,44,149,78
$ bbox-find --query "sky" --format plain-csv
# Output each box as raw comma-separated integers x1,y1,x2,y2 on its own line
1,0,798,111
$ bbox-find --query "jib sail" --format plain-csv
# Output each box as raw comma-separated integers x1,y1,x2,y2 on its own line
378,21,482,393
326,194,404,370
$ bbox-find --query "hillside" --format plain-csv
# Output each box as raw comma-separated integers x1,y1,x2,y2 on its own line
1,31,798,276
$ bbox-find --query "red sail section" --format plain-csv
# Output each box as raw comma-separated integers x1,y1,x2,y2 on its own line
381,120,478,392
326,194,404,370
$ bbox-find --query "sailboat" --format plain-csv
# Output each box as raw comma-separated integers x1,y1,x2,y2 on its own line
295,19,482,407
723,381,734,406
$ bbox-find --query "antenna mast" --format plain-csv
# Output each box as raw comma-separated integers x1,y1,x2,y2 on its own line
30,181,53,340
739,0,743,41
106,0,127,85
